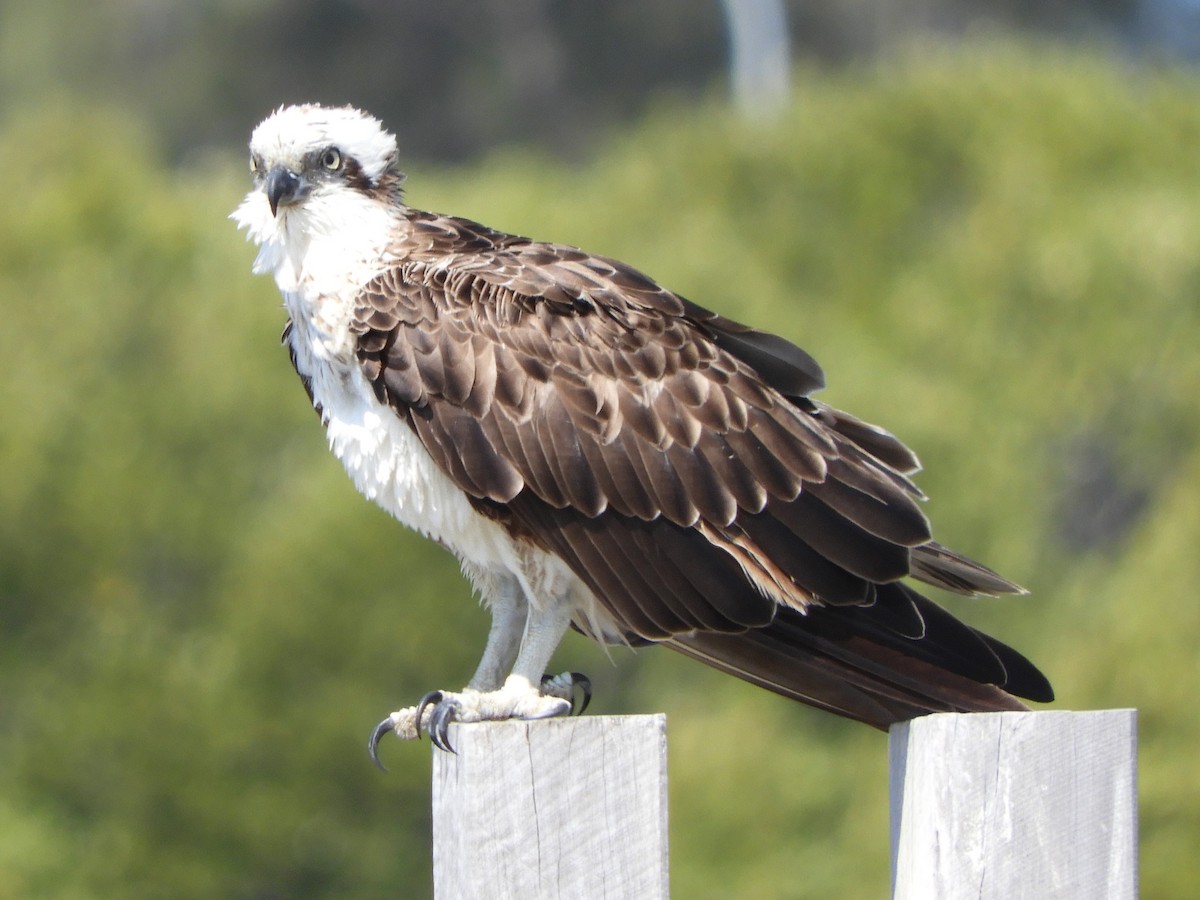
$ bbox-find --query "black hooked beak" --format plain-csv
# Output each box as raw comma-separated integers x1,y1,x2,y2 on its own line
265,167,301,217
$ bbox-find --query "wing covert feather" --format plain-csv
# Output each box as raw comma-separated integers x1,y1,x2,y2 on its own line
354,250,848,529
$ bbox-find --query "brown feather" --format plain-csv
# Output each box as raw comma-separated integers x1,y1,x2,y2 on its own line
342,204,1051,723
805,461,932,546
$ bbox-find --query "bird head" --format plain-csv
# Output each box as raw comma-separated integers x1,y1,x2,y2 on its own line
245,104,401,214
232,104,406,277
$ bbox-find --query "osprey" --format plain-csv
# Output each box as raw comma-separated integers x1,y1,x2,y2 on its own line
233,104,1052,759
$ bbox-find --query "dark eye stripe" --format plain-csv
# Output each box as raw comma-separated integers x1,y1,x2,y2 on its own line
341,156,374,191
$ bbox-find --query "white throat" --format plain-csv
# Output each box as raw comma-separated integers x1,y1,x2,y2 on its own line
233,186,396,297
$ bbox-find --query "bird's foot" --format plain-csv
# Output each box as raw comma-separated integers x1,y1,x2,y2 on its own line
369,672,591,765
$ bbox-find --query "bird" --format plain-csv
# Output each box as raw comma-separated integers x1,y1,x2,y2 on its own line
232,104,1053,760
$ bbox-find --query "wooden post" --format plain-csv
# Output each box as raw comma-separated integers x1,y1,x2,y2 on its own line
889,710,1138,899
432,715,669,900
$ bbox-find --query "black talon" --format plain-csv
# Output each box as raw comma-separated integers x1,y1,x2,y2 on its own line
428,699,459,754
414,690,444,742
570,672,593,716
541,671,593,716
369,717,395,772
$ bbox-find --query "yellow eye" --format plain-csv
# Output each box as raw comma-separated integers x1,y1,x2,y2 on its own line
249,155,259,175
321,148,343,171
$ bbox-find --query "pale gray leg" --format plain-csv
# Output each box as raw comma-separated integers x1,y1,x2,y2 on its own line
509,592,575,686
467,575,527,692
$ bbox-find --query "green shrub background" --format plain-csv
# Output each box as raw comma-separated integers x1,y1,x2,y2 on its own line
1,45,1197,897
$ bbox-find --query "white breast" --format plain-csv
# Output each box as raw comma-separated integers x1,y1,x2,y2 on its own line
288,310,520,574
311,344,618,635
239,188,527,578
237,187,613,631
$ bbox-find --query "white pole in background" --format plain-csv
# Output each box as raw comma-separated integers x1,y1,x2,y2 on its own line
720,0,792,122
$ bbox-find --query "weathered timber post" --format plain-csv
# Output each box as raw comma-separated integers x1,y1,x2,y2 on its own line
432,715,669,900
889,710,1138,899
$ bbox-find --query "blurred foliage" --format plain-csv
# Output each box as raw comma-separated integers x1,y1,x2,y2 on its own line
0,0,1145,167
1,42,1198,898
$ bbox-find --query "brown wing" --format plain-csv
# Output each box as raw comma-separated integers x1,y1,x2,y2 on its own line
352,211,1052,724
